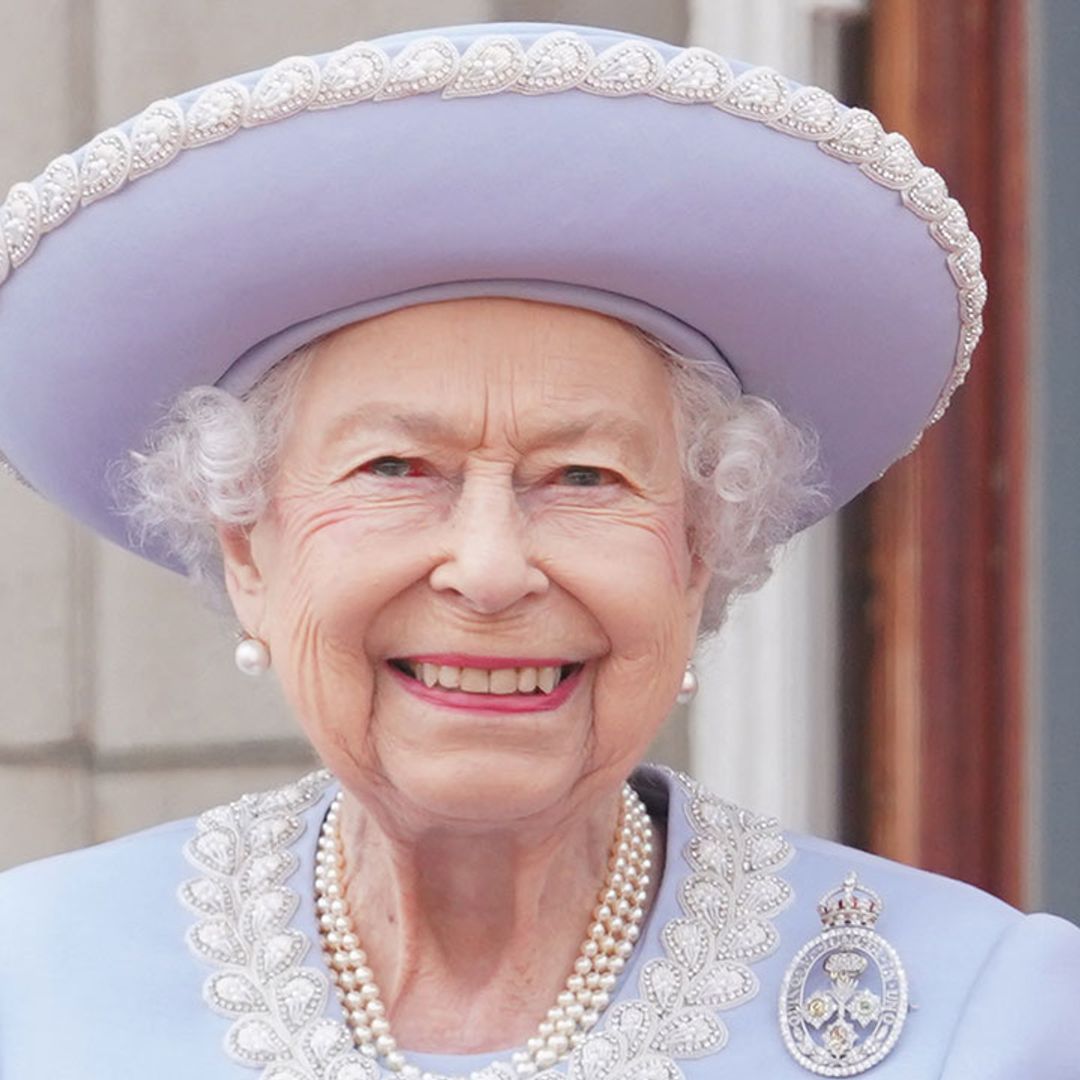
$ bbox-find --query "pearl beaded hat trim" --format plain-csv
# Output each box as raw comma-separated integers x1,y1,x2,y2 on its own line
0,22,984,565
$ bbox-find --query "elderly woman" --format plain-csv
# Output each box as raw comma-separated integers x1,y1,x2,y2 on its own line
0,20,1077,1080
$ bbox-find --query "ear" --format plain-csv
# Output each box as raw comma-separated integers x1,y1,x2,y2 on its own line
216,522,269,637
684,552,712,639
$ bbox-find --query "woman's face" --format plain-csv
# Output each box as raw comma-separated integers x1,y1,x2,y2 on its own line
221,298,710,827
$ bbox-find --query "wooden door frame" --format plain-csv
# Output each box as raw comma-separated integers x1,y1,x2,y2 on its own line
842,0,1029,905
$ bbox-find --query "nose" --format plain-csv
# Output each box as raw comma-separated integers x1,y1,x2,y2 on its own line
428,471,548,614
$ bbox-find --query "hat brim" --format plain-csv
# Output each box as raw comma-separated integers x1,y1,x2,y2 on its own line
0,22,983,568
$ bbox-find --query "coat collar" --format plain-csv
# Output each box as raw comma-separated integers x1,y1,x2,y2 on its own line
180,766,794,1079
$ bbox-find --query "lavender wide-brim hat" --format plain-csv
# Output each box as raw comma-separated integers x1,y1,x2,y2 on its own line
0,21,985,569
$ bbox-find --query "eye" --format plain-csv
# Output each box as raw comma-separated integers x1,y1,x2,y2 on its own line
558,465,616,487
360,456,425,479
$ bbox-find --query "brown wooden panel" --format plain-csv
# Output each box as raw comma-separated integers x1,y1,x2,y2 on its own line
843,0,1028,904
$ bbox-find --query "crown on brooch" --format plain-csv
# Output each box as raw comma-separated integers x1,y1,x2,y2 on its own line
817,872,883,930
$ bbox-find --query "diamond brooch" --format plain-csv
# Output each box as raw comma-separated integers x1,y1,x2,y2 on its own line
779,874,909,1076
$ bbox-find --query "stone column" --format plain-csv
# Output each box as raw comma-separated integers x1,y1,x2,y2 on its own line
0,0,96,868
684,0,865,837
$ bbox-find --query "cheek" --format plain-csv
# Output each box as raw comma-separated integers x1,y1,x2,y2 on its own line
258,498,439,765
536,503,695,760
539,499,693,647
268,493,440,636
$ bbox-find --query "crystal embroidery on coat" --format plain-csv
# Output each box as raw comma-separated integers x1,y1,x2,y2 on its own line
181,768,792,1080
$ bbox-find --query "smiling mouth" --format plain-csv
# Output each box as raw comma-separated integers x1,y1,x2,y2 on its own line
389,659,583,696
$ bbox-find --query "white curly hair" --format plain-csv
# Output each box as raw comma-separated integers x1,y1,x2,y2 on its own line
119,324,825,636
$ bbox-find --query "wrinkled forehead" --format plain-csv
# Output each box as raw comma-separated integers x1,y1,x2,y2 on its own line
287,297,681,456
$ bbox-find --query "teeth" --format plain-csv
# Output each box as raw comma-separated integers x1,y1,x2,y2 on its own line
403,661,571,695
488,669,518,695
459,667,489,693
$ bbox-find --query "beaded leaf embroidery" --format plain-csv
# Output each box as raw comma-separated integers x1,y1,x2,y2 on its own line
181,768,793,1080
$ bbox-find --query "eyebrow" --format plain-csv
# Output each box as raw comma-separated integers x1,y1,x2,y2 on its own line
320,401,657,465
322,403,461,450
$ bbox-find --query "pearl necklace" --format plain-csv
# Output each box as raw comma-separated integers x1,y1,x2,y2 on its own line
314,784,653,1078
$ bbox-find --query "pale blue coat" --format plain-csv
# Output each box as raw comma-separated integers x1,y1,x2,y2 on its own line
1,767,1078,1079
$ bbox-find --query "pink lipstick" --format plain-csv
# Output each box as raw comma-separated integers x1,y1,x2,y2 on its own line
386,660,584,714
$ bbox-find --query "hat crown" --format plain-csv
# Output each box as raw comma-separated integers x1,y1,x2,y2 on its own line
0,21,985,563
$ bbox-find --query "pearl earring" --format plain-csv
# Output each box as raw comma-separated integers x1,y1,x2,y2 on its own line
234,634,271,676
676,662,698,705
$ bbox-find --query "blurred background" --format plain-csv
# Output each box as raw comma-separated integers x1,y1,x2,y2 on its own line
1,0,1076,923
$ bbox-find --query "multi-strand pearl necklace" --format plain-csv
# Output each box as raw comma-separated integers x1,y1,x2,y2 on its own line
314,784,653,1077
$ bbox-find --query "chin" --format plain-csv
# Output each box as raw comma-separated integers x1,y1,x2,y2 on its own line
375,745,591,827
